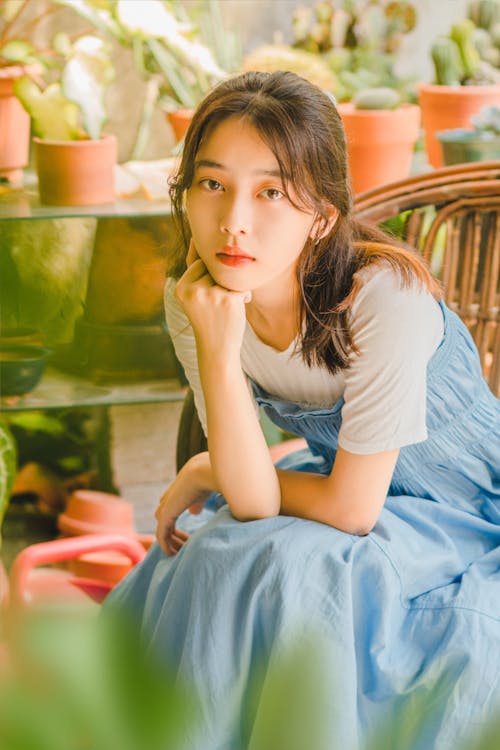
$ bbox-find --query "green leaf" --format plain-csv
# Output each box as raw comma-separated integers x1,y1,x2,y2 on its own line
52,31,72,57
61,35,114,140
14,77,81,140
0,421,17,542
0,39,35,63
8,412,66,437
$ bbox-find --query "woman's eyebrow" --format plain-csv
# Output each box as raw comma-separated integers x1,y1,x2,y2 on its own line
194,158,282,178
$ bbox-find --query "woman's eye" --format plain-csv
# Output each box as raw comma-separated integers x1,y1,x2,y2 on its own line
261,188,284,201
200,178,223,191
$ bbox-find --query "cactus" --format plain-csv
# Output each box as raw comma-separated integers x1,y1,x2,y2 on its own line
352,86,401,109
450,19,482,79
468,0,500,30
242,44,338,93
431,37,465,85
290,1,417,102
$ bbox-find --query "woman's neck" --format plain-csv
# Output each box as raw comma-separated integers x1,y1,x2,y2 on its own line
246,284,300,352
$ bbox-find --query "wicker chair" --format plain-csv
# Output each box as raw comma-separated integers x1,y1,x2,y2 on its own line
176,161,500,470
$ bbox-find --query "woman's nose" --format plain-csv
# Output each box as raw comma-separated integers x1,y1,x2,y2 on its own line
219,196,250,236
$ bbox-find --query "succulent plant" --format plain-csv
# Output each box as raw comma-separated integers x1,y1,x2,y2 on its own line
471,104,500,133
352,86,401,109
431,1,500,85
290,0,417,102
14,34,115,140
242,43,338,94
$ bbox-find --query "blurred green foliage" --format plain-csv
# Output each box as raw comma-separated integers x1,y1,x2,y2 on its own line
0,606,499,750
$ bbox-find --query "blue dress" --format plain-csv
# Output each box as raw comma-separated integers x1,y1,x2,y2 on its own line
106,303,500,750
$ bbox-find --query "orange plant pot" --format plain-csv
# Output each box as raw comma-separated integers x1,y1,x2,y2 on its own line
337,103,421,194
418,83,500,168
166,108,195,142
0,67,31,185
33,133,117,206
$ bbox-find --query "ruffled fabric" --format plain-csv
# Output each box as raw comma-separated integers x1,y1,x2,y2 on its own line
107,303,500,750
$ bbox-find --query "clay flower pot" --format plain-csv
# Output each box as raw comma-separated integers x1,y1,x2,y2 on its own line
166,108,194,142
0,66,31,185
57,489,135,537
418,83,500,168
337,103,421,194
33,134,117,206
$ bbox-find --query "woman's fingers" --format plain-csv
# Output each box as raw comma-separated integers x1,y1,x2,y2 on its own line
186,238,200,267
173,529,190,541
156,517,190,556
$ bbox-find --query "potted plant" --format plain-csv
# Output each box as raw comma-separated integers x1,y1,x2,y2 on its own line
337,86,421,194
14,30,116,206
289,0,418,103
0,0,55,185
243,1,420,194
419,3,500,167
436,104,500,164
56,0,236,153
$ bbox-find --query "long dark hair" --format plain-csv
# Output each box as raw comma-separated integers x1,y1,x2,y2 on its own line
168,70,441,375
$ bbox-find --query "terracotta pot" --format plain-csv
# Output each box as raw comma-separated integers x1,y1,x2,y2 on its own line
269,438,308,463
57,489,135,537
418,83,500,168
70,317,181,383
166,108,194,142
0,66,31,185
337,103,421,194
33,134,117,206
68,550,134,586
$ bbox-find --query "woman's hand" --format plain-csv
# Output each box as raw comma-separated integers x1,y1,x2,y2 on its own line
175,240,251,364
155,451,216,555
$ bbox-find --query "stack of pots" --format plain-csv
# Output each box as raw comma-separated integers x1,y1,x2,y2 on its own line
57,490,154,587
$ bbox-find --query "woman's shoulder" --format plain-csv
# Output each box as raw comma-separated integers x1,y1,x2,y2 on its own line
349,260,444,353
351,260,436,313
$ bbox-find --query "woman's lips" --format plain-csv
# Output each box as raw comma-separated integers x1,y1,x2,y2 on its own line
216,245,255,267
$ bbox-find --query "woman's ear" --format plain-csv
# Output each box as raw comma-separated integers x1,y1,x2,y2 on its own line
309,205,339,242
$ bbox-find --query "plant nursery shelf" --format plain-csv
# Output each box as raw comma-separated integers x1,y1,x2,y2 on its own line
0,366,186,412
0,188,171,220
0,183,186,413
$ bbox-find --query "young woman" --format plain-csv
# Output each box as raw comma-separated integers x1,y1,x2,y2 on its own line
107,71,500,749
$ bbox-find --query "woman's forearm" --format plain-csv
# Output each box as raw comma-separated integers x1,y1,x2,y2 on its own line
198,351,281,519
276,446,398,535
276,469,369,535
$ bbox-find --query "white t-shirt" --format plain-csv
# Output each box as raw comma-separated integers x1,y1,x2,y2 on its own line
164,265,444,455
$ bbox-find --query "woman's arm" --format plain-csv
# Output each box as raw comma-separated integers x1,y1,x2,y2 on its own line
199,352,281,519
276,446,398,535
174,255,280,521
156,443,397,548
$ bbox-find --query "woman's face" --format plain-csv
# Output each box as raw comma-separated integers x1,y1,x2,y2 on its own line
185,116,323,296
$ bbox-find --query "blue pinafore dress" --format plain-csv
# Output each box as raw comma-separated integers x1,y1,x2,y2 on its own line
106,303,500,750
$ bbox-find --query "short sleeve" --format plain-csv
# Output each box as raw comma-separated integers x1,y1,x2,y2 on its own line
164,277,209,436
338,267,443,455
